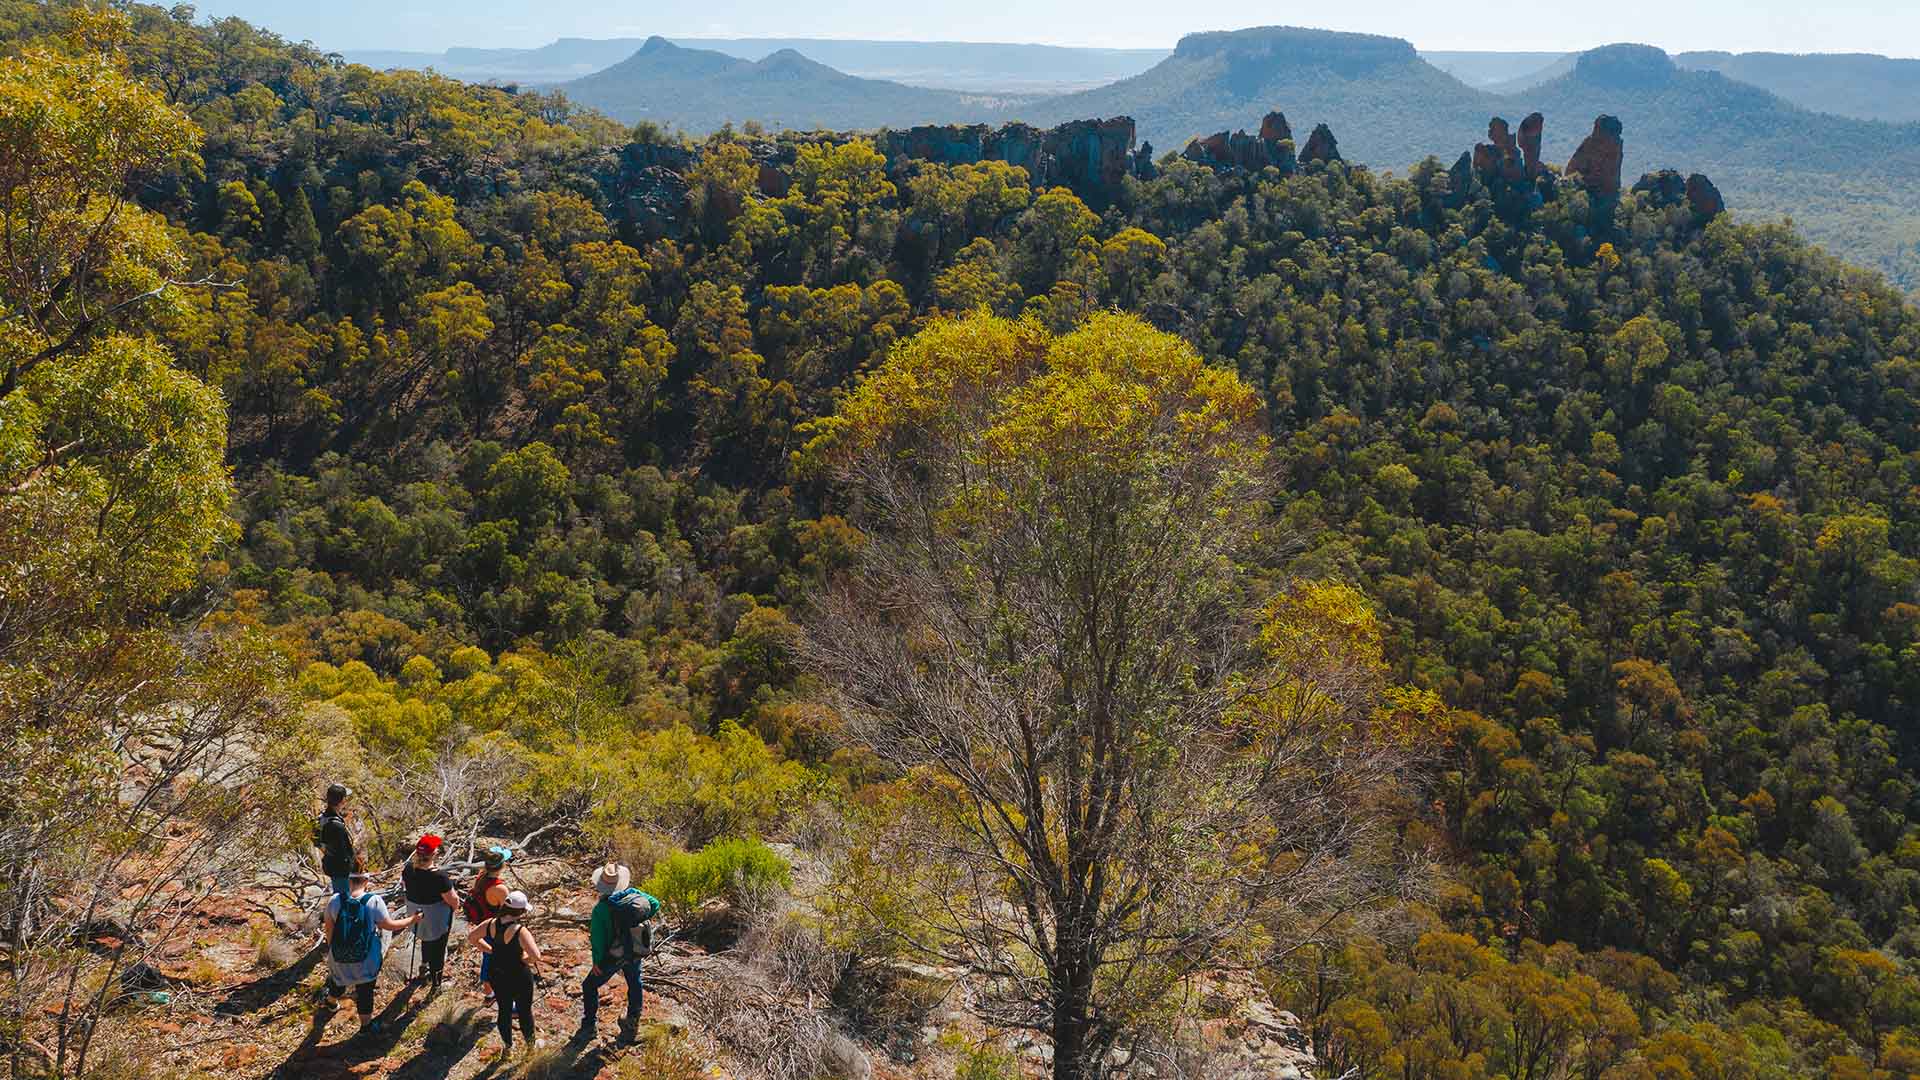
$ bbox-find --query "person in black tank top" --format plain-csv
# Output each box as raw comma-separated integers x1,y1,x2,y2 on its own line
467,890,545,1051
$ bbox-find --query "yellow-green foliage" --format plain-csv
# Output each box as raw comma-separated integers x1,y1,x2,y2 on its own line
299,646,813,844
530,719,812,846
643,836,793,916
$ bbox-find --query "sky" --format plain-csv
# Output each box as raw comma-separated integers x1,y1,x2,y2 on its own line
197,0,1920,57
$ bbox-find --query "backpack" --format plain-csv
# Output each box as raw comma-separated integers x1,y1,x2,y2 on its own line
331,892,378,966
461,874,498,924
313,811,355,875
606,889,659,961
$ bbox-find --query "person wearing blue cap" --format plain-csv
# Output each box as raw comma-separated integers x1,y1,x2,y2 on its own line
460,846,513,1002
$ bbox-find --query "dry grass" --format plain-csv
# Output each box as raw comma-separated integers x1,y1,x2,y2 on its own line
612,1026,708,1080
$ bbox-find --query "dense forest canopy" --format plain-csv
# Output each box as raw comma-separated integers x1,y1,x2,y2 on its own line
5,1,1920,1077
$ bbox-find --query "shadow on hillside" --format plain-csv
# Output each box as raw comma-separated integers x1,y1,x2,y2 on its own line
388,996,495,1079
266,980,429,1077
212,941,324,1018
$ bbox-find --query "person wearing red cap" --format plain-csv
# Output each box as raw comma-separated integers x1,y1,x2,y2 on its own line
401,834,460,993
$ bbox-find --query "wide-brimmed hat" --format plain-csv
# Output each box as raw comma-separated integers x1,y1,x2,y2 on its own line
592,863,631,896
502,890,530,912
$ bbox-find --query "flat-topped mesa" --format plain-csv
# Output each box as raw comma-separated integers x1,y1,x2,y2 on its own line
1300,123,1341,164
1182,110,1297,173
1566,114,1625,197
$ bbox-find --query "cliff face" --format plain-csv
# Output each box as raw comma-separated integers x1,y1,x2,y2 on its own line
1182,111,1297,173
603,109,1725,242
875,117,1149,205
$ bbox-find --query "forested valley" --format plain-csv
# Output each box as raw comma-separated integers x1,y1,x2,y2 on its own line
5,3,1920,1079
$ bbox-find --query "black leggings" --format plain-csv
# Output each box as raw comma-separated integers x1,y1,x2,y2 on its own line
328,979,376,1015
421,933,449,979
495,981,535,1047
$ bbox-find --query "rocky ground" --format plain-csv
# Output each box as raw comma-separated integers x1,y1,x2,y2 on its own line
113,849,1320,1080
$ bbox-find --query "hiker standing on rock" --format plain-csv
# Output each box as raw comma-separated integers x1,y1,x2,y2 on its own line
462,845,512,1002
323,869,421,1034
468,890,546,1053
402,834,460,994
313,783,357,899
578,862,660,1043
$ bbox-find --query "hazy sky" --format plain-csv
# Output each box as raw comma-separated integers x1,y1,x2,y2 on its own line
199,0,1920,57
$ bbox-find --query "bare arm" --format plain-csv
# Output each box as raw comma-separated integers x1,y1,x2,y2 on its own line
376,911,420,932
441,887,461,910
520,927,544,972
467,919,494,951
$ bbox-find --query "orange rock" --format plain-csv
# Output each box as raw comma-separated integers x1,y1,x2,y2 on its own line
1567,115,1624,197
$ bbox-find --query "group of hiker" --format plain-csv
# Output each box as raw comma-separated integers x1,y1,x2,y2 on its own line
311,783,659,1051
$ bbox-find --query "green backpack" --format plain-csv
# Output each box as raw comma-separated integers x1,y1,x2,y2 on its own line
606,889,659,961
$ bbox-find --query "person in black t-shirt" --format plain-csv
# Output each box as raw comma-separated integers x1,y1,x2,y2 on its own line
313,783,357,899
401,834,461,992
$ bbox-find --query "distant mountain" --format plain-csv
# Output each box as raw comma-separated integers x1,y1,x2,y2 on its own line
1021,29,1920,293
1421,50,1569,87
343,36,1166,94
1505,45,1920,292
1023,27,1492,160
1483,53,1578,94
673,38,1167,93
1674,50,1920,123
558,37,1017,133
344,38,649,83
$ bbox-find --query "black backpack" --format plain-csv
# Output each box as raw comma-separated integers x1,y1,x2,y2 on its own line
606,890,658,961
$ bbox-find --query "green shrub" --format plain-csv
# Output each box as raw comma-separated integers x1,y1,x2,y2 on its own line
946,1037,1019,1080
643,836,793,915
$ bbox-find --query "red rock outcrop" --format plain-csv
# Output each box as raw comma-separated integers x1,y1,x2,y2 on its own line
1182,111,1296,173
1300,123,1341,164
1685,173,1725,218
1566,115,1625,197
1517,113,1544,177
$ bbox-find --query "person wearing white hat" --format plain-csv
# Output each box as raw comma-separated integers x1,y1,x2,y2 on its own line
578,863,660,1042
467,889,546,1052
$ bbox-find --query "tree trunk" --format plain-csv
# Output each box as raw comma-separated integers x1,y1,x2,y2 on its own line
1050,955,1097,1080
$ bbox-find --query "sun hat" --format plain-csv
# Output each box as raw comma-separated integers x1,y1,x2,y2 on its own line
592,863,631,896
503,890,530,912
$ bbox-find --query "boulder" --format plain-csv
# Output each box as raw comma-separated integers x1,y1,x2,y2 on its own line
1566,114,1625,197
1686,173,1725,219
1632,169,1688,206
1300,123,1341,164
